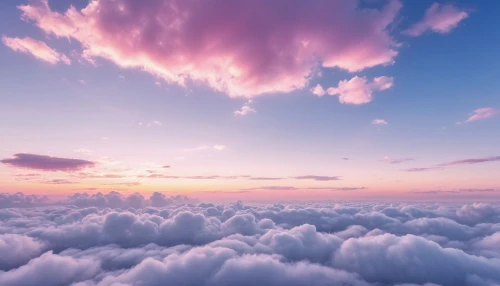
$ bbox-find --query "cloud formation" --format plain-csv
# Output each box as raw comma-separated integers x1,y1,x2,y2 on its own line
1,153,96,172
2,36,70,64
315,76,394,104
457,108,500,124
404,3,469,36
1,192,500,285
17,0,403,97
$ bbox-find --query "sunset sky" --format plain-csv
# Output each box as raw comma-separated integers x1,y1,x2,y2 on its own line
1,0,499,202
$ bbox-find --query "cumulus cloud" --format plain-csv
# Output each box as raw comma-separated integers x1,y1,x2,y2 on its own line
457,108,500,124
2,36,70,64
1,153,96,172
16,0,403,97
324,76,394,104
404,3,469,36
1,191,500,285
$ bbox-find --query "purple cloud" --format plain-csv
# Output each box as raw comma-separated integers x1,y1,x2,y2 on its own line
1,154,96,172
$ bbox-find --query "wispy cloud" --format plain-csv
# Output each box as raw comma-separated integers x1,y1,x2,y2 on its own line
404,3,469,36
74,149,92,155
372,119,388,125
2,36,70,64
457,108,500,124
1,154,95,172
404,156,500,172
381,157,414,164
292,175,341,181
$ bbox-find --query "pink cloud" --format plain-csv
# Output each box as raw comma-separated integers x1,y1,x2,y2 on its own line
2,36,70,64
457,108,500,124
325,76,394,104
372,119,388,125
404,3,469,36
310,84,326,97
18,0,402,97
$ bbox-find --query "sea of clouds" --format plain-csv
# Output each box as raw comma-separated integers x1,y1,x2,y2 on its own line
1,191,500,286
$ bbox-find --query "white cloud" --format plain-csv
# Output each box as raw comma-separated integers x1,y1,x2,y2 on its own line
234,105,256,116
1,192,500,285
323,76,394,104
372,119,388,125
213,145,226,151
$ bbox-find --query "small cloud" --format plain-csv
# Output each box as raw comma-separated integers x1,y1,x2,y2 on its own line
162,165,170,168
381,157,414,164
74,148,92,155
154,81,161,86
118,75,125,79
234,105,256,116
325,76,393,104
310,84,326,96
372,119,388,125
1,153,96,172
2,36,71,65
457,108,499,124
101,137,109,140
292,175,341,181
403,3,469,36
153,120,162,126
403,167,444,172
248,177,284,181
79,80,86,85
43,179,76,185
342,158,349,161
213,145,226,151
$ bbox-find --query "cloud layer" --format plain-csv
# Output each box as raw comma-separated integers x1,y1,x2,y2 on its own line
16,0,404,97
1,191,500,285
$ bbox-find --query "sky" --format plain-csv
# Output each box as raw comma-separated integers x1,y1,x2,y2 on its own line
0,0,499,202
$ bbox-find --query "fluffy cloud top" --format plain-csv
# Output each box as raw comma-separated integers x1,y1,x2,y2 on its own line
1,191,500,285
2,36,70,64
404,3,469,36
1,153,96,172
16,0,403,97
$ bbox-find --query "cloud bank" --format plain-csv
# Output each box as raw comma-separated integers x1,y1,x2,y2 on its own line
1,191,500,285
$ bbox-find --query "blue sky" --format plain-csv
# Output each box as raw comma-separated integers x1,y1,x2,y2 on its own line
0,0,499,201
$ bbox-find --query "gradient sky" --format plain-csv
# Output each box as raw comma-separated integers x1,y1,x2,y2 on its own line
1,0,499,202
